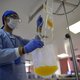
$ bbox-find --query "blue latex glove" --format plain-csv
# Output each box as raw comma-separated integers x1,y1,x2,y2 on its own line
24,39,44,53
37,15,43,27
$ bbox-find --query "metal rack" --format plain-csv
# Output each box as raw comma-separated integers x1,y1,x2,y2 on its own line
53,0,80,15
28,0,80,79
51,0,80,80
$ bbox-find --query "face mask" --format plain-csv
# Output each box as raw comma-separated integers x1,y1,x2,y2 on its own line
8,18,20,29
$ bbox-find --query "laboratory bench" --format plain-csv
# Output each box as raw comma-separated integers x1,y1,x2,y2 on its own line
26,72,80,80
57,74,80,80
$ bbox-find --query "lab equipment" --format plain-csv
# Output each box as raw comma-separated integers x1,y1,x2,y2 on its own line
52,0,80,79
24,39,44,53
31,0,58,78
32,44,58,78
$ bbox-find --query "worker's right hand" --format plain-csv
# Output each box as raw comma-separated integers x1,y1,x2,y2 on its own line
24,39,44,53
37,15,43,27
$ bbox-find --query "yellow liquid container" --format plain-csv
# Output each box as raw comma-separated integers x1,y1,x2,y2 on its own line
34,66,58,76
32,44,58,78
47,18,53,29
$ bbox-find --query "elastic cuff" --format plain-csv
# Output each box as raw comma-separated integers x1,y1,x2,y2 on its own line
15,48,20,57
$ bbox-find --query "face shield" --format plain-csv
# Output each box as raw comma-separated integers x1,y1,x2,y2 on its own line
2,10,22,29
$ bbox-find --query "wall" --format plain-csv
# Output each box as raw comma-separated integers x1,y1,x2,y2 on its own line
59,56,80,74
59,58,68,74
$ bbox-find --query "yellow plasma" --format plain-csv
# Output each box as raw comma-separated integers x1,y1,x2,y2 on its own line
47,18,54,29
34,66,58,76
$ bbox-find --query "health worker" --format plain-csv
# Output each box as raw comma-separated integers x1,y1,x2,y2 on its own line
0,10,44,80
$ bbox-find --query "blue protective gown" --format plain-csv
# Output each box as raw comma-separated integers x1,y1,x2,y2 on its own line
0,29,29,80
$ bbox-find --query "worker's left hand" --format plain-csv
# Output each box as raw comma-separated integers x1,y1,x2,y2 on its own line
24,39,44,53
37,15,43,27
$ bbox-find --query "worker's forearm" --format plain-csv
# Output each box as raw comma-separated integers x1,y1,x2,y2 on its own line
0,48,20,64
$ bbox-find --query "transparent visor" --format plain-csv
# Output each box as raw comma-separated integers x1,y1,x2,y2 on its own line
7,17,22,23
17,19,22,23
